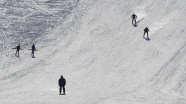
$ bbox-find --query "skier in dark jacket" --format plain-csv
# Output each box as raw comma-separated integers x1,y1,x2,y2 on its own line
143,27,149,39
31,44,36,58
58,75,66,95
132,14,137,26
15,44,20,57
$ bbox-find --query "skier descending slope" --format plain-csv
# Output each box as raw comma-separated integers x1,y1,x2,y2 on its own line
58,75,66,95
143,27,150,40
31,44,36,58
131,14,137,26
14,44,20,57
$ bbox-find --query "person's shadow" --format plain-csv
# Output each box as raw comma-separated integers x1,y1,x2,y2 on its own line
137,18,144,24
133,18,144,27
143,36,150,41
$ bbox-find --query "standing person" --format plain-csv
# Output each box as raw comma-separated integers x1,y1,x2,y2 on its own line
58,75,66,95
143,27,149,39
132,14,137,26
31,44,36,58
15,44,20,57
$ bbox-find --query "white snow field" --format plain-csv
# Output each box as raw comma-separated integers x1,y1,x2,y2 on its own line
1,0,186,103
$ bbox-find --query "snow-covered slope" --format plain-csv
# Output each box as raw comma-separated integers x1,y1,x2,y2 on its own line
1,0,186,104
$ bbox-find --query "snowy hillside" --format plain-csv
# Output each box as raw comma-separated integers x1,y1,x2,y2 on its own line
1,0,186,104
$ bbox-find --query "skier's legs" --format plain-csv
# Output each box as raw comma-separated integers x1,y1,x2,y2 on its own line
62,86,65,94
143,32,146,38
59,86,62,94
135,19,136,25
15,50,17,56
15,50,19,57
18,50,19,57
32,51,34,57
147,32,149,39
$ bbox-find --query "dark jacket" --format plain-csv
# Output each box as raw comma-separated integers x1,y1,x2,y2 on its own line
32,45,36,51
144,28,149,32
59,77,66,86
132,14,137,19
16,45,20,50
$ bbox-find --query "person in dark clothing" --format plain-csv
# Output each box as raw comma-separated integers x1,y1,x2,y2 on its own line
15,44,20,57
143,27,149,39
31,44,36,58
58,75,66,95
132,14,137,26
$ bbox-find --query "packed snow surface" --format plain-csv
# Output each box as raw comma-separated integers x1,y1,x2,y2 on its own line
1,0,186,104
